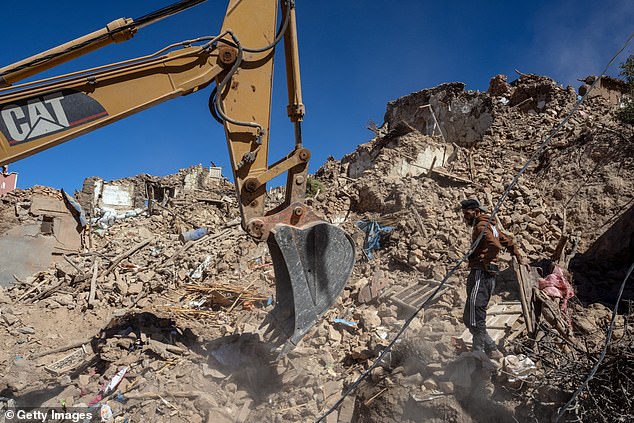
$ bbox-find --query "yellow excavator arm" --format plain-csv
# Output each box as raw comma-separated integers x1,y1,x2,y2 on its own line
0,0,355,355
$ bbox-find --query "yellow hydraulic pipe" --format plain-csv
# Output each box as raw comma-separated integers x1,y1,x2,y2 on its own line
0,18,136,88
283,1,304,125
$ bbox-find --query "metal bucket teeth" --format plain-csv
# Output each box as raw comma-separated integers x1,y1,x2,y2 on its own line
263,221,355,355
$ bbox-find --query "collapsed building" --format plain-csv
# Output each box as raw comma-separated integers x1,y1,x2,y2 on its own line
0,73,632,422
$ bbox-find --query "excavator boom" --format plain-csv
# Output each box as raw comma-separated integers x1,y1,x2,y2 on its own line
0,0,355,354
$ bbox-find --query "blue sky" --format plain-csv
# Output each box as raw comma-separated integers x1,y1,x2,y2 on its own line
1,0,632,192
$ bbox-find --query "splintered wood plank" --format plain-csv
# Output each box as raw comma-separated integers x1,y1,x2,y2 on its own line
387,279,448,313
512,258,538,335
456,301,523,349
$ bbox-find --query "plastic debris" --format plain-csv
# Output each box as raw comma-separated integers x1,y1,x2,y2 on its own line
333,318,358,328
190,255,212,279
94,210,117,229
501,354,536,387
180,227,208,243
189,299,206,308
100,403,113,422
104,367,129,396
61,189,87,228
92,208,147,230
356,220,394,260
89,367,130,406
539,263,575,314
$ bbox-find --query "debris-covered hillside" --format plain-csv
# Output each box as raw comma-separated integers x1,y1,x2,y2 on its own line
0,73,632,423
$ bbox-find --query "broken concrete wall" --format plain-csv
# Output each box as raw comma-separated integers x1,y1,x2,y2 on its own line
0,188,82,287
384,82,494,147
508,74,577,114
98,180,137,212
394,138,451,178
488,74,513,97
75,176,99,214
0,172,17,197
579,75,629,105
30,192,82,254
77,176,145,215
0,224,56,287
342,126,456,179
179,164,223,194
75,165,228,233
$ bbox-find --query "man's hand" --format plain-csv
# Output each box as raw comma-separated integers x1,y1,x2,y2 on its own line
517,256,529,266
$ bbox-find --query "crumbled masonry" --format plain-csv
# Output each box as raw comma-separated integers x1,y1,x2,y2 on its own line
0,74,632,422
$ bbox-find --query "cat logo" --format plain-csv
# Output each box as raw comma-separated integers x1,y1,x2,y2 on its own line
0,89,107,146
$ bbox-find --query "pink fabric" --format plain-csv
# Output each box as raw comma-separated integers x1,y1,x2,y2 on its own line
538,265,575,314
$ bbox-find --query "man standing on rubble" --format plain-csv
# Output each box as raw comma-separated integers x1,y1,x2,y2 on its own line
460,198,526,359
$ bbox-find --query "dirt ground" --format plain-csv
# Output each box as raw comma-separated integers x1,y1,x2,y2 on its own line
1,73,633,422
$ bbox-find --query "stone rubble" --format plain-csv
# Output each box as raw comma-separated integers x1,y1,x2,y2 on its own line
0,73,632,422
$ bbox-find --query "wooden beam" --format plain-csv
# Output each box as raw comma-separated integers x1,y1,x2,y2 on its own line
512,257,537,335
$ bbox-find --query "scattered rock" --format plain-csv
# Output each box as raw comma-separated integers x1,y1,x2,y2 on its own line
0,73,632,423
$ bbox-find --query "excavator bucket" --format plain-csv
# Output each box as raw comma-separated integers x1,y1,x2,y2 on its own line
264,220,355,355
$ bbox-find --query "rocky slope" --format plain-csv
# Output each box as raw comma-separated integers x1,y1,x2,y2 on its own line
0,73,632,422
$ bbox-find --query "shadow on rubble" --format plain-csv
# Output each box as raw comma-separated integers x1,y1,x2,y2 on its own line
494,267,522,302
1,312,200,409
1,313,280,407
96,311,206,356
204,333,281,403
442,353,517,423
0,386,66,409
569,203,634,307
453,369,516,423
0,351,106,408
87,312,281,403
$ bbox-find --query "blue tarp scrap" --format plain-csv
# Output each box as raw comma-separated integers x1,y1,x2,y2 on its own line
333,318,358,328
356,220,393,259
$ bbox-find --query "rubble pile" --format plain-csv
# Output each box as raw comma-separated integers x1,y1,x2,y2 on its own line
308,73,634,421
510,302,633,423
0,73,633,422
316,74,633,300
